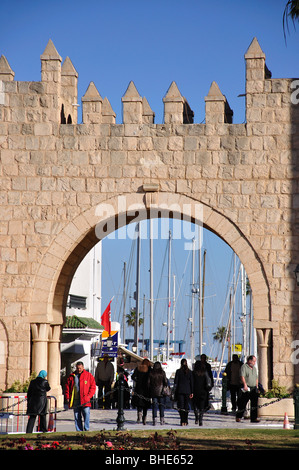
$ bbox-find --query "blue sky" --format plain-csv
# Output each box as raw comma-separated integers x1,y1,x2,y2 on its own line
1,0,298,360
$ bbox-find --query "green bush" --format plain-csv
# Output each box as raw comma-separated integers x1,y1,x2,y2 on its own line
3,372,37,393
263,379,290,398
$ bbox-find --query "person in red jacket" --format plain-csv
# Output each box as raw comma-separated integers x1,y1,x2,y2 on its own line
65,361,96,431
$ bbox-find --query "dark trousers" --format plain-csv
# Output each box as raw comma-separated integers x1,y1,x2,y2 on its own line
26,414,47,433
229,384,241,411
137,405,148,418
177,393,190,424
98,380,112,409
193,392,207,424
236,387,259,421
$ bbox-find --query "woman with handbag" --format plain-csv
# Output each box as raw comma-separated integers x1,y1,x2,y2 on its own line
148,361,168,425
174,358,193,426
192,360,211,426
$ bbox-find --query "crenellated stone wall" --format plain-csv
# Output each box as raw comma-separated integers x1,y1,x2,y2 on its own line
0,37,298,400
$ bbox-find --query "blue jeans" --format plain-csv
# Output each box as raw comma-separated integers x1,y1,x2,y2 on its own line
152,396,165,418
73,406,90,431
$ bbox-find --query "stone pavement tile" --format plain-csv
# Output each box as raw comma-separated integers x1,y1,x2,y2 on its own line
55,408,288,432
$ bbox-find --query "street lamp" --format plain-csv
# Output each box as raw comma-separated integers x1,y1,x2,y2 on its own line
106,336,113,348
294,265,299,286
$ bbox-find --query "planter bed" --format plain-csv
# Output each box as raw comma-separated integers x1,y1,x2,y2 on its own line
258,397,294,418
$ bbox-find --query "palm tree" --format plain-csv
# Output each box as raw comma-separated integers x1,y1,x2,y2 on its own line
283,0,299,40
213,326,227,344
126,308,143,328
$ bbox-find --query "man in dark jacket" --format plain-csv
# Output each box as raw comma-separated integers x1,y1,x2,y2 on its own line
174,359,193,426
26,370,51,433
225,354,243,412
65,361,96,431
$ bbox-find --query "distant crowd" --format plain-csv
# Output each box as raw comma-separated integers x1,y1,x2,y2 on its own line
25,353,260,432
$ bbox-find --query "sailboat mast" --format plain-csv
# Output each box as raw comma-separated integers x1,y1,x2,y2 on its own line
198,226,202,357
150,219,154,361
123,261,126,344
166,230,172,361
172,274,176,350
191,237,195,364
200,249,206,356
241,264,247,358
216,264,241,385
134,223,141,354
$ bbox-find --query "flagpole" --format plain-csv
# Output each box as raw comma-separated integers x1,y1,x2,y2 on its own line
101,297,114,335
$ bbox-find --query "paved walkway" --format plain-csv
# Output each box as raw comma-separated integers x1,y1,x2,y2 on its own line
54,406,291,433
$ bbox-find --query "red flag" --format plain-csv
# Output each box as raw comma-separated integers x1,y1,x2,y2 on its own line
101,301,112,334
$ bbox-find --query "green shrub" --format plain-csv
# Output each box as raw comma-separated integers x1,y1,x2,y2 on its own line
263,379,290,398
3,372,37,393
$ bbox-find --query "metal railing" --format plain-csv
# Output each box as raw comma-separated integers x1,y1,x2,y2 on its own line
0,395,57,434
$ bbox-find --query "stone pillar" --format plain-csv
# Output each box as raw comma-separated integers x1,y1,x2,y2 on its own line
102,97,116,124
142,97,155,124
205,81,233,124
244,37,271,123
81,81,103,124
0,55,15,81
163,81,184,124
48,325,63,408
256,328,272,390
31,323,49,374
61,56,79,124
48,325,61,390
40,39,62,122
122,81,143,124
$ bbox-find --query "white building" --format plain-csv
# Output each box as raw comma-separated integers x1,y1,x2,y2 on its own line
61,243,103,377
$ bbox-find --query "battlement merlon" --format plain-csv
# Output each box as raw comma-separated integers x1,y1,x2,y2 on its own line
0,37,296,127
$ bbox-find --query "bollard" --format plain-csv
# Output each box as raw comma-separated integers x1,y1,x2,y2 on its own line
293,384,299,429
116,375,126,431
221,372,228,414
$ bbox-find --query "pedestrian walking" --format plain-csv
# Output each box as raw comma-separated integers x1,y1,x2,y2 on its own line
199,354,214,410
65,361,96,431
192,361,212,426
173,358,193,426
26,370,51,433
236,355,260,423
148,361,168,425
132,358,151,424
225,354,243,412
95,354,114,409
113,367,131,409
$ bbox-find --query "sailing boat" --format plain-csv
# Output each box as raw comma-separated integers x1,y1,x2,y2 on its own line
213,258,254,387
159,229,187,378
158,229,203,378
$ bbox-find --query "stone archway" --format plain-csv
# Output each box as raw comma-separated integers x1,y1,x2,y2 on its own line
1,36,298,399
30,192,272,401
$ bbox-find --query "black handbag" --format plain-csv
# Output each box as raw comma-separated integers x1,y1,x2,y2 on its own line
205,372,212,391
